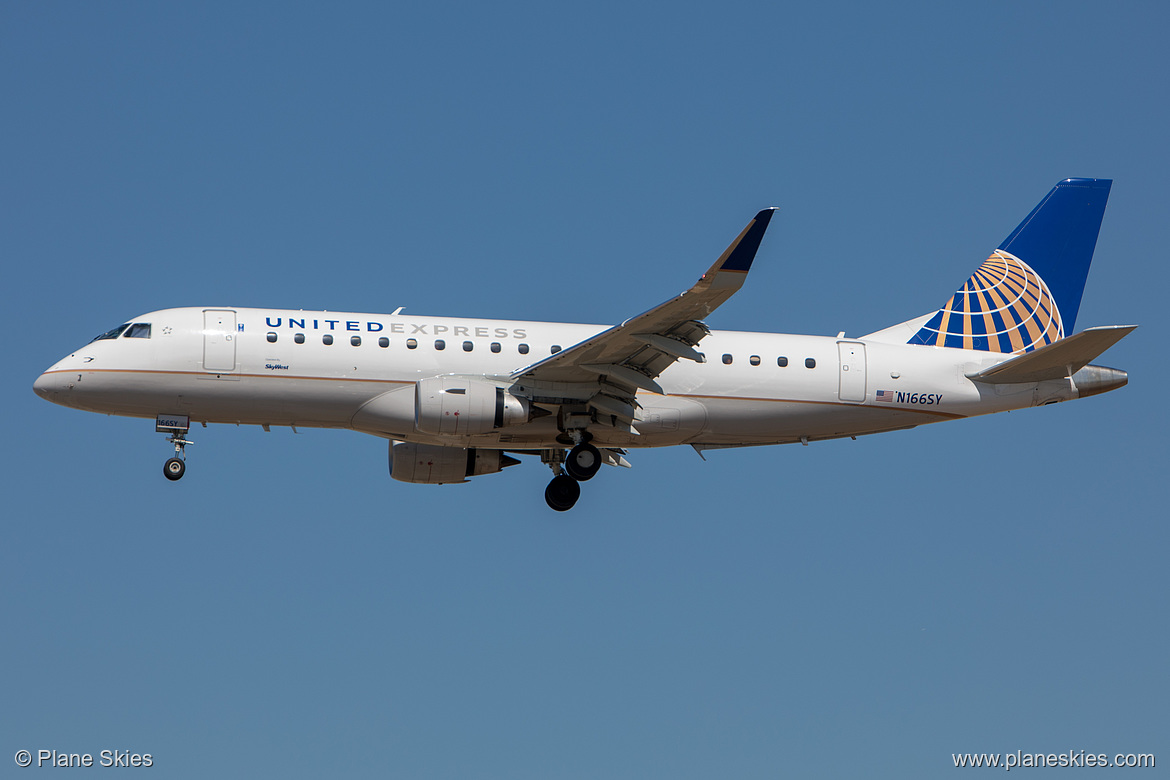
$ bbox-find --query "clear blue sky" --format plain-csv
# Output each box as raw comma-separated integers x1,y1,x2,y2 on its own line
4,3,1167,777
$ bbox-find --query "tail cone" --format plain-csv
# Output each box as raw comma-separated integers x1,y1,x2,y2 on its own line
1072,365,1128,398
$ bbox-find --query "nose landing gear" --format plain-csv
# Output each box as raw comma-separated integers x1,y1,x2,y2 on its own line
156,414,192,482
164,456,186,481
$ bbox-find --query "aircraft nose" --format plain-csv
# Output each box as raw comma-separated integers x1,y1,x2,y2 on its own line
33,369,74,402
33,371,56,400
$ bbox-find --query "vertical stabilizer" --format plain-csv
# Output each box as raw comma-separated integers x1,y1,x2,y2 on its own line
908,179,1111,353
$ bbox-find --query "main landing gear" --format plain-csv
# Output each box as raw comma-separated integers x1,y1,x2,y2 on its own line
543,440,602,511
544,473,580,512
565,441,602,481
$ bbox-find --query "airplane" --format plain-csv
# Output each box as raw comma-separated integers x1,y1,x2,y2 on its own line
34,178,1133,511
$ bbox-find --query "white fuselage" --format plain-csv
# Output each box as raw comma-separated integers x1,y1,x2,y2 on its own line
33,306,1086,450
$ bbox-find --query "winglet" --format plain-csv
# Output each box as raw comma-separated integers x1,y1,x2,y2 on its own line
706,208,777,275
508,208,778,387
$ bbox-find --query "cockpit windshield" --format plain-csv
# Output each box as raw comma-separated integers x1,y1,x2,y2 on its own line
90,323,152,342
91,324,130,342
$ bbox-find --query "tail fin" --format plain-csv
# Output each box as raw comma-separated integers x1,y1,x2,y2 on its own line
908,178,1111,353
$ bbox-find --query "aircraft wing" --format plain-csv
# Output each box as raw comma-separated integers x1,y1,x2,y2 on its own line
510,208,776,404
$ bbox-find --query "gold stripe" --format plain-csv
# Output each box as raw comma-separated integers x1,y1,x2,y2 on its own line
1019,273,1043,310
1042,314,1060,344
40,370,968,420
998,271,1028,306
978,289,998,347
962,292,974,350
40,368,415,385
981,282,1013,323
985,253,1010,274
1020,311,1044,348
936,304,954,344
972,269,998,291
1007,321,1026,353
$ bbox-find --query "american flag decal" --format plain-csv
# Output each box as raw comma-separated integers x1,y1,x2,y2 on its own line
874,390,894,402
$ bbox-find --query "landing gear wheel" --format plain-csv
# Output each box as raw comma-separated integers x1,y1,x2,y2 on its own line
565,442,602,482
545,474,581,512
164,457,186,481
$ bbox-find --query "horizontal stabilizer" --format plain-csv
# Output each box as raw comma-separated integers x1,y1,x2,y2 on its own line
967,325,1136,384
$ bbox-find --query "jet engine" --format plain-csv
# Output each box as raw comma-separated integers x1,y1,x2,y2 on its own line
415,376,532,436
389,440,521,484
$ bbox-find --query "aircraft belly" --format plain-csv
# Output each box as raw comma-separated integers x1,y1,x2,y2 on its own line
691,396,938,445
186,375,390,426
57,370,390,428
38,370,189,418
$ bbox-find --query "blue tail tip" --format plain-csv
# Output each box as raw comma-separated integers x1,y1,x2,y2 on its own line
1058,177,1112,189
908,178,1113,353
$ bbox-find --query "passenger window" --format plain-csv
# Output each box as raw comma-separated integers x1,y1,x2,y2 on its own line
463,340,473,352
490,342,501,353
267,332,278,343
805,358,816,368
518,343,530,355
551,345,561,354
407,338,417,349
378,337,389,348
722,354,733,365
749,355,761,366
351,336,361,346
434,339,446,350
777,356,788,367
294,333,305,344
124,323,152,339
323,334,334,345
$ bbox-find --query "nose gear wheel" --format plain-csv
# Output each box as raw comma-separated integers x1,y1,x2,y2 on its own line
164,457,186,481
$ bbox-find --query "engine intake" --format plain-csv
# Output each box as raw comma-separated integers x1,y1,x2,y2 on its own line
389,441,521,484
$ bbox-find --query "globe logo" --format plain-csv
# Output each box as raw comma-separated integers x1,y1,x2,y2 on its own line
910,250,1063,353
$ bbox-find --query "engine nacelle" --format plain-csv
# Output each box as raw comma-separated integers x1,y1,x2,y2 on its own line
415,376,532,436
389,441,520,484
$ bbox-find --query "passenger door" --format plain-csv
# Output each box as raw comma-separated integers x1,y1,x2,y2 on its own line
837,341,866,403
203,309,238,373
